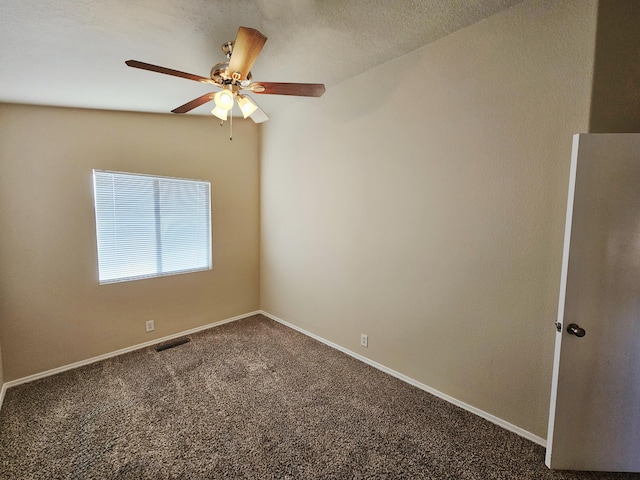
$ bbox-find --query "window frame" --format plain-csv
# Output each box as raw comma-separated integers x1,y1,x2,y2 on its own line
92,169,213,284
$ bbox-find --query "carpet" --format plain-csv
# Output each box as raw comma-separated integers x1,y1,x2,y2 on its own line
0,314,638,479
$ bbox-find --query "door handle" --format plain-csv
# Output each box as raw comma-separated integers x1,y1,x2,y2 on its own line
567,323,586,337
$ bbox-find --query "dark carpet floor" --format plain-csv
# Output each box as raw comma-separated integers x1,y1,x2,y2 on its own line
0,314,638,479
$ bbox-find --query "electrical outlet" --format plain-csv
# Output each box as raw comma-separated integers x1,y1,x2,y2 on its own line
360,333,368,348
145,320,155,332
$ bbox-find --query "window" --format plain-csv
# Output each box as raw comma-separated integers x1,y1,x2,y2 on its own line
92,170,212,284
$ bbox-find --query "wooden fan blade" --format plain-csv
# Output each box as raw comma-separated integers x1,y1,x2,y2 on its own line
245,96,269,124
250,82,325,97
125,60,213,84
228,27,267,81
171,93,217,114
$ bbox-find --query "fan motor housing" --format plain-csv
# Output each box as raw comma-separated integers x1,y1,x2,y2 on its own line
210,62,251,87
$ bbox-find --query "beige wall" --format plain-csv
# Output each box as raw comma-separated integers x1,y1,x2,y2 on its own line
0,104,260,381
260,0,597,438
589,0,640,133
0,339,4,393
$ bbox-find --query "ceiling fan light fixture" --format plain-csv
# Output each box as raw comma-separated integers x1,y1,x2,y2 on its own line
125,27,325,125
211,105,228,121
214,89,234,111
237,95,258,118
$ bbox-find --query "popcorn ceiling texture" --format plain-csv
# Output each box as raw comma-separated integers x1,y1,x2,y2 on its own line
0,315,636,479
0,0,524,115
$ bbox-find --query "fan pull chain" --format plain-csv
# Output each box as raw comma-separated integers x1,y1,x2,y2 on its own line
229,108,233,141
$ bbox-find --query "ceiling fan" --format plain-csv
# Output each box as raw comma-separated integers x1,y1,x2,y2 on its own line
125,26,325,124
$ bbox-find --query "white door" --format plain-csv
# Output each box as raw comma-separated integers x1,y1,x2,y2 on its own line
546,134,640,472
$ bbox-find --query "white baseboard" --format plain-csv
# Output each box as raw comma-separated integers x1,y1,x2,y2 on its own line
260,310,547,448
2,311,260,393
1,309,548,448
0,382,6,411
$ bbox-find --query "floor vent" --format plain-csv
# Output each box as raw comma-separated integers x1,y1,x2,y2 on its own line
155,337,191,352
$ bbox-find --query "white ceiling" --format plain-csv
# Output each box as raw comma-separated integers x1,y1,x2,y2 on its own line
0,0,523,118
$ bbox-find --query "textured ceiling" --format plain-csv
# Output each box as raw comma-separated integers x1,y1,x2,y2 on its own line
0,0,523,118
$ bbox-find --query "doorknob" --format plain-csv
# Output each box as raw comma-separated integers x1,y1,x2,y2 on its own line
567,323,586,337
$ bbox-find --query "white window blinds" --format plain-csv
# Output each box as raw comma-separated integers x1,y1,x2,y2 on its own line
92,170,212,284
